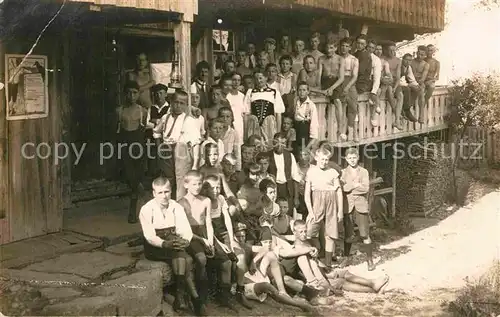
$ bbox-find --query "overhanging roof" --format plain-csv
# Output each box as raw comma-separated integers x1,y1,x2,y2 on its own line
293,0,446,32
200,0,446,33
65,0,198,22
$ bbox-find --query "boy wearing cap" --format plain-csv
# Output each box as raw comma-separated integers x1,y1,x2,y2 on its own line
264,38,279,65
191,61,211,110
146,83,170,176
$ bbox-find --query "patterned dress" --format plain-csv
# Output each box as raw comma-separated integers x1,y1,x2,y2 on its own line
244,86,285,146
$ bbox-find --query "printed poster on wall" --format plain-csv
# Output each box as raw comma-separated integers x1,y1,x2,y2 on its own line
5,54,49,120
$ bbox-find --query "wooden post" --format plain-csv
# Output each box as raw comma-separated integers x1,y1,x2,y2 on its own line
0,38,9,244
61,32,72,208
174,19,192,105
391,152,397,218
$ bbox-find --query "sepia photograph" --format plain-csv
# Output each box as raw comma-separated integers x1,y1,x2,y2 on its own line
0,0,499,316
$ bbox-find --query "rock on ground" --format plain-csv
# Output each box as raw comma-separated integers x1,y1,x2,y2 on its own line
105,241,144,257
40,287,82,300
0,269,88,287
23,251,135,280
135,258,173,285
93,270,163,316
41,296,117,316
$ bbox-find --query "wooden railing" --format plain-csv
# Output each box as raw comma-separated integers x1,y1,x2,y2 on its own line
310,86,451,146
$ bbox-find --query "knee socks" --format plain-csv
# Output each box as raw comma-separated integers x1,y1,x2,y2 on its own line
343,242,352,257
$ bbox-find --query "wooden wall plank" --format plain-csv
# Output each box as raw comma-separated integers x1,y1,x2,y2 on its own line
0,39,9,244
46,39,63,233
61,32,72,209
174,20,192,95
5,38,62,243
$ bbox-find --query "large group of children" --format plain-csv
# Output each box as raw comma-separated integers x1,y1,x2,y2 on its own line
119,32,439,226
139,142,390,316
119,32,439,315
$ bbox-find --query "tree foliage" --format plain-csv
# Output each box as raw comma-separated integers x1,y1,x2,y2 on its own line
447,74,500,132
476,0,500,10
446,74,500,205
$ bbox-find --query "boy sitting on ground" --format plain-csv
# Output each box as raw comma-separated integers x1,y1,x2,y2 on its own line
201,175,252,310
232,223,316,311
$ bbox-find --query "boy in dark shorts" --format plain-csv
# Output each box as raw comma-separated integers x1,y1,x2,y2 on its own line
201,175,252,309
139,176,201,313
177,171,213,315
341,147,375,271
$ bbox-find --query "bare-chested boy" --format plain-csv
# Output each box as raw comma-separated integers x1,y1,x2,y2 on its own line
374,43,395,126
382,41,403,129
307,32,324,63
425,44,440,103
318,41,345,136
202,84,229,127
411,46,430,124
178,171,212,315
338,38,359,141
298,55,321,94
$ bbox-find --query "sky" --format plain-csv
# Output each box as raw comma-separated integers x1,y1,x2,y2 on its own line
397,0,500,85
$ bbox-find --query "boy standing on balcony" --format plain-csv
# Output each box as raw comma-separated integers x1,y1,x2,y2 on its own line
338,38,359,141
340,147,375,271
318,40,345,139
411,46,430,124
382,42,403,130
425,44,440,104
354,36,380,128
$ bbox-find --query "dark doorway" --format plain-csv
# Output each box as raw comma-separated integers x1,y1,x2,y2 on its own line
70,29,174,197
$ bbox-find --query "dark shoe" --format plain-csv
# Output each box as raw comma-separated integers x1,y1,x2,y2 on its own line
236,291,253,309
218,290,238,312
173,295,188,312
193,297,207,316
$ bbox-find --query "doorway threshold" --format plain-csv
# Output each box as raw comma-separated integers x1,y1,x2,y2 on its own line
72,180,131,203
64,196,142,247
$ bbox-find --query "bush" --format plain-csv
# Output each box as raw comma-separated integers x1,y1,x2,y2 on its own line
449,261,500,317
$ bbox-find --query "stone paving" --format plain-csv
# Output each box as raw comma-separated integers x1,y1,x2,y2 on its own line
0,243,173,316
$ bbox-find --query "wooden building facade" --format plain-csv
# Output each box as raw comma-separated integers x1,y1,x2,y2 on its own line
0,0,447,245
0,0,197,244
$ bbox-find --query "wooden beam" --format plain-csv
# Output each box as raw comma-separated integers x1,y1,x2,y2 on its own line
0,38,9,244
374,187,393,196
333,124,449,148
391,153,398,218
174,20,192,105
61,32,72,209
